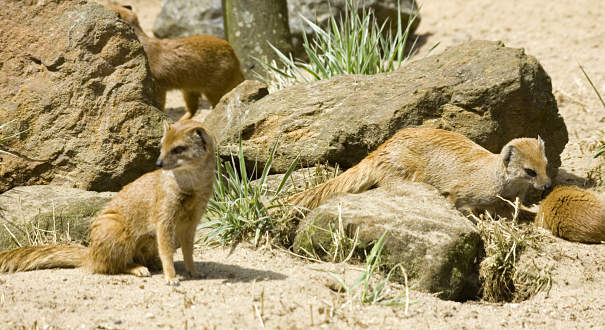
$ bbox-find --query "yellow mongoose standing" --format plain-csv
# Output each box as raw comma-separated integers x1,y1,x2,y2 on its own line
0,119,216,286
108,3,244,119
535,186,605,243
288,128,552,215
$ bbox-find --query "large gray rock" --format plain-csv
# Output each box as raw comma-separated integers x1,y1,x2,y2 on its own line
0,185,115,249
153,0,225,39
293,182,483,301
152,0,420,54
204,41,568,176
0,0,165,193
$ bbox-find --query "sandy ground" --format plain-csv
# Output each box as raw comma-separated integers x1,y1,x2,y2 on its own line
1,0,605,329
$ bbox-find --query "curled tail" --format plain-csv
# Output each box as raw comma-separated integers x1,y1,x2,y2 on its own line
0,245,87,273
287,158,383,210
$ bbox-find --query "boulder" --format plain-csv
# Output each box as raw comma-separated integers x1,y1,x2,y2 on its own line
153,0,225,39
152,0,420,55
0,185,115,249
293,182,484,301
204,40,568,177
0,0,165,193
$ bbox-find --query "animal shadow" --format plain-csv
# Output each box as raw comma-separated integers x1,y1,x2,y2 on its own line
174,261,287,283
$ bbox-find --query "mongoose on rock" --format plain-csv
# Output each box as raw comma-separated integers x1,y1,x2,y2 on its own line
0,119,216,286
108,3,244,119
288,127,552,216
535,186,605,243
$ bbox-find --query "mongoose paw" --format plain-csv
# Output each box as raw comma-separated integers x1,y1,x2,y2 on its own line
185,270,199,279
166,277,180,286
129,265,151,277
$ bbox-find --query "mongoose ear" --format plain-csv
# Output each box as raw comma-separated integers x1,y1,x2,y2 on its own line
162,120,170,135
503,145,515,167
122,5,133,10
194,128,207,151
537,135,546,154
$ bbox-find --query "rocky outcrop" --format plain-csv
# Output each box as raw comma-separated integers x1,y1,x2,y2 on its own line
293,182,484,301
0,0,165,193
0,185,115,249
152,0,420,53
205,41,568,177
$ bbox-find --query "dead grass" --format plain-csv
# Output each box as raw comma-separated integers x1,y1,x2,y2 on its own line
474,199,553,302
0,197,102,249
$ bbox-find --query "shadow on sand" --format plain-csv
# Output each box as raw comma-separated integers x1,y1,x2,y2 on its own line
173,260,287,283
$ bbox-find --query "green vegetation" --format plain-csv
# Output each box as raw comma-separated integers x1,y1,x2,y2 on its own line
259,0,426,91
579,65,605,158
201,139,298,247
328,232,410,308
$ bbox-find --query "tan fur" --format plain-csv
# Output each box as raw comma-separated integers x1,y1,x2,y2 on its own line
0,119,216,286
107,3,244,119
536,186,605,244
288,128,551,215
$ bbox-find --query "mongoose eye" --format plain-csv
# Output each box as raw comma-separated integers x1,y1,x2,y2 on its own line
171,146,187,155
524,168,537,177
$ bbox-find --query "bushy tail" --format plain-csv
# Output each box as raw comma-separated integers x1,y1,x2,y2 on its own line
287,158,382,211
0,245,87,273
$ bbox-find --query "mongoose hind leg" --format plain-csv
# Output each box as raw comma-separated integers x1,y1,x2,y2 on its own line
87,212,137,275
182,90,201,119
203,90,224,108
134,234,162,272
125,264,151,277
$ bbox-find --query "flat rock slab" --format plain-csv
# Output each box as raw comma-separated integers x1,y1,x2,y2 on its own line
293,182,484,301
205,40,567,177
0,185,114,249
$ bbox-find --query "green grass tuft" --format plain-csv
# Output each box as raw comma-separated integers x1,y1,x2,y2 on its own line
201,138,299,247
328,232,410,308
258,0,429,91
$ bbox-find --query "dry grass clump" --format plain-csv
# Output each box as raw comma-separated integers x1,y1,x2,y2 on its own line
1,198,99,250
474,200,552,302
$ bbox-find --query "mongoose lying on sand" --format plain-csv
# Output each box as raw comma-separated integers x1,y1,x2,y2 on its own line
535,186,605,243
288,127,552,216
0,119,216,286
108,3,244,119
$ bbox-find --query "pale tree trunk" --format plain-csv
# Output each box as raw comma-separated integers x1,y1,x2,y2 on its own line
222,0,293,79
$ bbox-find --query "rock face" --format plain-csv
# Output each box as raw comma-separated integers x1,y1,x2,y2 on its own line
152,0,420,53
293,182,484,301
204,41,568,176
153,0,225,39
0,1,165,193
0,185,115,249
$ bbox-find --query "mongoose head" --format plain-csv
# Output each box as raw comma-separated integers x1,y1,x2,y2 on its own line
500,136,551,191
156,120,215,171
106,2,143,31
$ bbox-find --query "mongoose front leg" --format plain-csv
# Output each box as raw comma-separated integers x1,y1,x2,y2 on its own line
156,222,179,286
178,224,198,279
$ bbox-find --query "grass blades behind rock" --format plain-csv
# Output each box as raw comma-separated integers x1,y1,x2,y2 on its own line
201,138,299,248
258,0,423,91
328,232,410,309
579,65,605,159
0,199,102,250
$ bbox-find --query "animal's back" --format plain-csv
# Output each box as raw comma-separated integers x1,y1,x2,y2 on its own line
151,35,243,91
377,128,498,202
536,186,605,243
